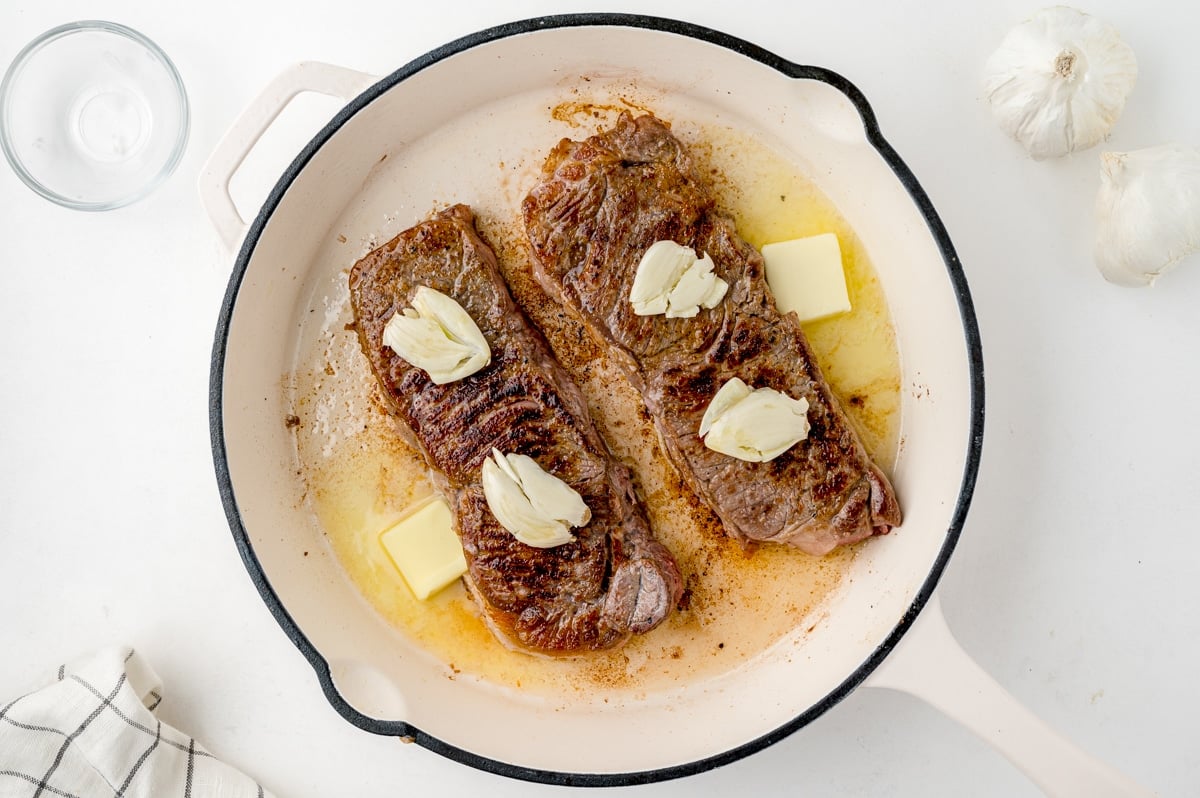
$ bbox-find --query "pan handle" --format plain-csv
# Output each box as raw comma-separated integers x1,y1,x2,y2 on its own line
865,594,1155,797
198,61,378,252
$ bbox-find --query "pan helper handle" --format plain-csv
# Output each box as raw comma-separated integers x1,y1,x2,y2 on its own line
866,594,1156,798
199,62,378,252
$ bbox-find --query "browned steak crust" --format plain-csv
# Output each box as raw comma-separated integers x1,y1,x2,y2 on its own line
349,204,682,653
522,114,901,556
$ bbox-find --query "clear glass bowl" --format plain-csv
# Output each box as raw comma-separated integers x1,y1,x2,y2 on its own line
0,20,189,210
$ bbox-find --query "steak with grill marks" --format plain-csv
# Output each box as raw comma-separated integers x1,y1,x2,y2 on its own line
522,113,901,556
349,204,682,654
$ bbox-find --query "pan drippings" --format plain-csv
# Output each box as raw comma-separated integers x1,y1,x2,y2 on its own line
292,120,901,697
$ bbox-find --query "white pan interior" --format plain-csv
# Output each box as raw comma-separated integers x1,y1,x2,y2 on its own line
217,22,976,776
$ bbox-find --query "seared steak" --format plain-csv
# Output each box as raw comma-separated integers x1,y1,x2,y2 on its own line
522,114,901,556
349,204,682,653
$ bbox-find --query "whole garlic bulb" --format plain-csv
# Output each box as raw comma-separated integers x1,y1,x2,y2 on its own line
983,7,1137,160
1095,145,1200,287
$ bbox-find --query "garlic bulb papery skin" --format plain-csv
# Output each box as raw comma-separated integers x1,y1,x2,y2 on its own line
983,6,1136,160
1095,145,1200,287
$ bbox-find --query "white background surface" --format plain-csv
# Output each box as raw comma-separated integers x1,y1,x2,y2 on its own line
1,1,1196,796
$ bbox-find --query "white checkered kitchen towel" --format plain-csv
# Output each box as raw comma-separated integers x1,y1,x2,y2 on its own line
0,647,273,798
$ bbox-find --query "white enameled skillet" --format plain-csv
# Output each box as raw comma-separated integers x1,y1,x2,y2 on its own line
203,14,1150,795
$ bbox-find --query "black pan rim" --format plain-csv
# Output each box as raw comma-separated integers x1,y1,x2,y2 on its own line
209,11,985,788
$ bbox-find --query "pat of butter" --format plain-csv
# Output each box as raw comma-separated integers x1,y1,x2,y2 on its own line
379,499,467,600
761,233,851,323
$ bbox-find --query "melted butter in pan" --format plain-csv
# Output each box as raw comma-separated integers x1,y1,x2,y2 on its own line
294,121,901,697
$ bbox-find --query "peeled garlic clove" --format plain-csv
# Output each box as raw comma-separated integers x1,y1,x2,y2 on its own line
1095,145,1200,287
410,287,491,357
698,377,751,437
481,450,588,548
665,253,728,318
482,458,573,547
507,453,591,528
382,286,491,384
489,446,521,484
983,7,1136,160
699,379,810,462
630,240,691,315
630,240,728,318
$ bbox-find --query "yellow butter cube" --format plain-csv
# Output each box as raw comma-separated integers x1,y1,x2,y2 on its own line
379,499,467,600
761,233,851,323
